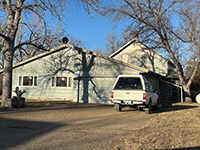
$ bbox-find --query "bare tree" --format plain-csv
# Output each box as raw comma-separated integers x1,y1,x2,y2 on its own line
92,0,200,103
68,36,110,56
13,15,65,64
69,36,89,49
93,48,109,56
0,0,95,107
105,30,122,55
185,53,200,101
171,0,200,102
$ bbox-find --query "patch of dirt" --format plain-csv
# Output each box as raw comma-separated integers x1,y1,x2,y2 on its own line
110,103,200,150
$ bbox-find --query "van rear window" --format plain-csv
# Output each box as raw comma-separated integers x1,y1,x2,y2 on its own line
114,77,142,90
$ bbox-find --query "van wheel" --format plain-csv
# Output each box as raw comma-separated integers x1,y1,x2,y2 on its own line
155,99,159,110
145,101,152,114
114,104,122,112
153,99,159,110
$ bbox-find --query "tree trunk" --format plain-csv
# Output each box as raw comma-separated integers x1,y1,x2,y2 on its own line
182,85,192,103
1,47,14,107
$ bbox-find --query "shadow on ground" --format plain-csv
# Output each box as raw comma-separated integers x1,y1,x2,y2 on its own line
0,117,64,149
0,101,199,115
0,101,113,115
155,103,198,113
165,147,200,150
120,103,199,114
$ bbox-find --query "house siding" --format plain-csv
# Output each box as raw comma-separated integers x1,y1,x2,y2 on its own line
72,49,143,104
12,46,144,104
7,39,181,104
112,43,169,76
12,47,75,100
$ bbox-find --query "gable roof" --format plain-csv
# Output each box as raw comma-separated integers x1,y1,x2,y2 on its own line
0,44,71,74
109,39,137,58
0,43,150,74
109,38,175,67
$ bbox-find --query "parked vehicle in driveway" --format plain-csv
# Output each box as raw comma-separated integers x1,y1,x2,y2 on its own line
111,74,159,113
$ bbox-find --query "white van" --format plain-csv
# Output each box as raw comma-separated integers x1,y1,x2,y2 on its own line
111,74,159,113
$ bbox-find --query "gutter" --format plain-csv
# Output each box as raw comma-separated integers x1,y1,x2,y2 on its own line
159,77,183,103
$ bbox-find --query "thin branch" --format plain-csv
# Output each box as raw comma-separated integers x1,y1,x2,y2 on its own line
0,1,7,11
14,42,50,51
0,32,9,41
187,58,200,88
22,4,46,11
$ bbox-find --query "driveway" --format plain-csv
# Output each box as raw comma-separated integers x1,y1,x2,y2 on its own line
0,102,156,150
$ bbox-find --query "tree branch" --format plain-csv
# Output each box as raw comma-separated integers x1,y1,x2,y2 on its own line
0,33,9,42
14,42,50,51
187,58,200,88
0,0,7,11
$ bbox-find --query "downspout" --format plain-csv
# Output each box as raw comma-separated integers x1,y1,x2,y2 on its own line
77,77,80,103
159,77,183,103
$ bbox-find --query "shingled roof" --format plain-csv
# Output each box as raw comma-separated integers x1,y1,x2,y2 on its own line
0,44,150,74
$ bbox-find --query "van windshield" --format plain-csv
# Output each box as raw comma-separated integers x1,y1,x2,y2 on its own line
114,77,143,90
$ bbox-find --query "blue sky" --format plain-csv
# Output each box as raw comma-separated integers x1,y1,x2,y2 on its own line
65,3,125,52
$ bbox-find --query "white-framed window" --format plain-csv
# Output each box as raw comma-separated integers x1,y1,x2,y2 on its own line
18,76,37,86
52,76,73,87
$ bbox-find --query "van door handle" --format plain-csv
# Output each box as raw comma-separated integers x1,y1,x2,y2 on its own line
126,93,130,94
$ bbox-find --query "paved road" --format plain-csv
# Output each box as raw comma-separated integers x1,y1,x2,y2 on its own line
0,102,156,150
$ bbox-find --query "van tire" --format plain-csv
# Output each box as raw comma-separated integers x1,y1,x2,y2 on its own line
153,99,159,110
114,104,122,112
145,100,152,114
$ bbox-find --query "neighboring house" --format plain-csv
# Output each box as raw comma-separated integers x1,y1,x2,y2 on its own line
0,40,182,104
109,38,175,76
110,38,182,103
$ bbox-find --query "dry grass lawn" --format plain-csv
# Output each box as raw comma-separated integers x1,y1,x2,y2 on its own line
110,103,200,150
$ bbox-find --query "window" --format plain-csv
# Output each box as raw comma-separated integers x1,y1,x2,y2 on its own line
23,76,33,86
143,77,154,91
114,77,142,90
19,76,22,86
68,77,72,87
56,77,67,87
52,76,73,87
52,77,55,86
34,77,37,86
121,54,129,63
18,76,38,86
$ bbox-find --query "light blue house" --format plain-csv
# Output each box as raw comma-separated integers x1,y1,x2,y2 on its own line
1,39,182,104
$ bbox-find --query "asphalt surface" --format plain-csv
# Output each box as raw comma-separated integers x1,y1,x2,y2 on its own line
0,102,157,150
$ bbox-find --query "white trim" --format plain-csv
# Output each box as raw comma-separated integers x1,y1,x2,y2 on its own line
109,39,136,58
